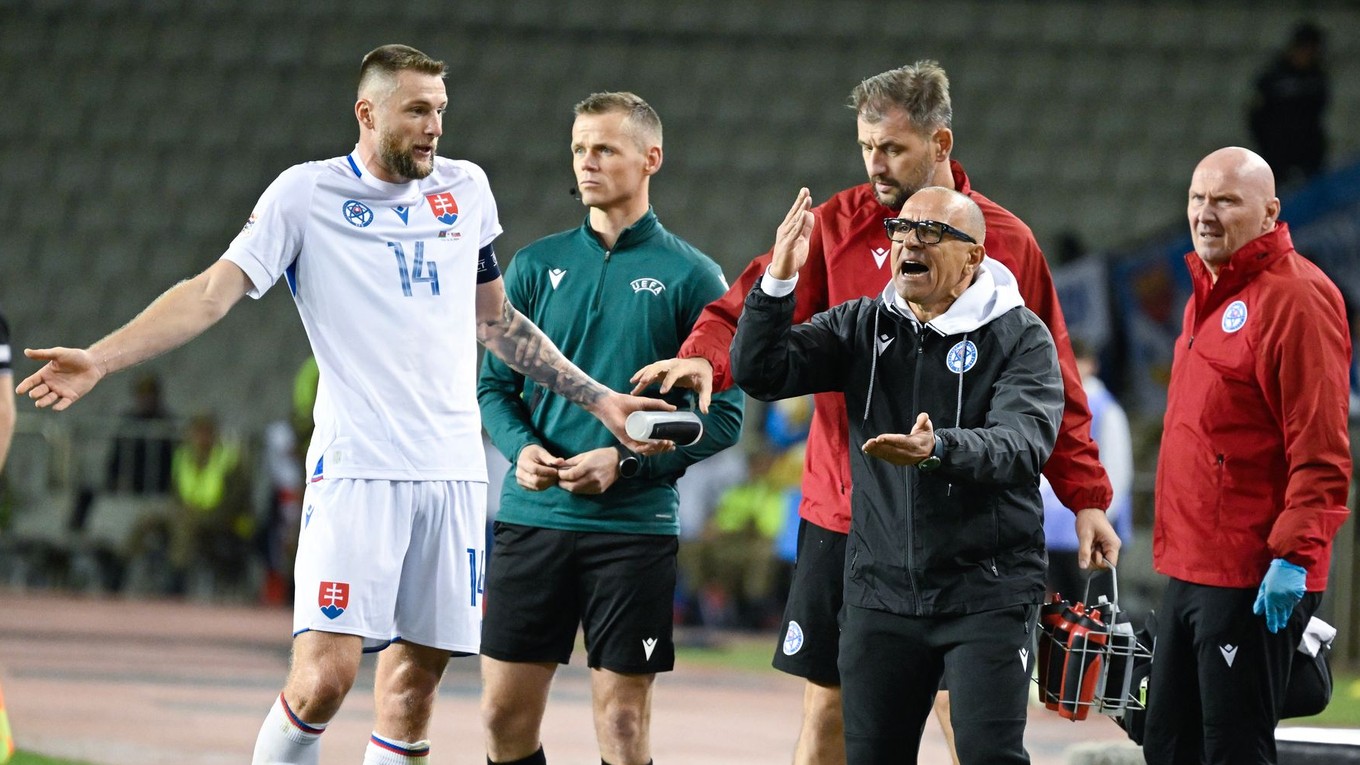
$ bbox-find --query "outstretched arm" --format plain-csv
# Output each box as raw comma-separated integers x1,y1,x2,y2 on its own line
475,277,673,455
17,260,252,411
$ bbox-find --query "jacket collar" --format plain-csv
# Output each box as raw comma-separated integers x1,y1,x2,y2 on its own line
1185,222,1294,294
879,257,1025,334
950,160,972,196
581,207,661,252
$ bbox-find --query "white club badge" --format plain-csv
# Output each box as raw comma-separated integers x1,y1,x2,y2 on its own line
1221,300,1248,334
783,620,805,655
946,340,978,373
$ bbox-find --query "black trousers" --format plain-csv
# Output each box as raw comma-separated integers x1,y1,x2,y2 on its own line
840,603,1034,765
1143,578,1320,765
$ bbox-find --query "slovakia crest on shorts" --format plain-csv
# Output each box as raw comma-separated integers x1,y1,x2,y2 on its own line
1221,300,1248,333
946,340,978,373
318,581,350,620
426,192,459,225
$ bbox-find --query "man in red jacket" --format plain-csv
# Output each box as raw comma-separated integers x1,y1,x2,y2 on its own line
1143,146,1352,765
633,61,1120,764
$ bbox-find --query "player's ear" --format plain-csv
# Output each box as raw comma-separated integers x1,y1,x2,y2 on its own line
643,145,663,176
932,128,953,163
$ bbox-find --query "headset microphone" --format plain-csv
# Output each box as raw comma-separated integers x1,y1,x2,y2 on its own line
568,186,580,198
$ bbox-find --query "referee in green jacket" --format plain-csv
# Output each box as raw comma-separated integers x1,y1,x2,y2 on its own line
476,91,744,765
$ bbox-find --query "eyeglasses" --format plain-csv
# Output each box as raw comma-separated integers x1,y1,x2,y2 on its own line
883,218,978,245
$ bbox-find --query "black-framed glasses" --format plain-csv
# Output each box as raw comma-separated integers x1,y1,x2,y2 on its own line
883,218,978,245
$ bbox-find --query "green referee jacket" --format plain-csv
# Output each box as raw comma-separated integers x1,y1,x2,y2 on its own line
477,209,744,535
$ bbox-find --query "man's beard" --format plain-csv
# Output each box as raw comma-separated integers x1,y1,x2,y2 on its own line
379,131,434,180
872,153,935,209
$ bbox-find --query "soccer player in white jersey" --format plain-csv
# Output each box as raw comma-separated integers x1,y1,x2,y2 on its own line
16,44,673,765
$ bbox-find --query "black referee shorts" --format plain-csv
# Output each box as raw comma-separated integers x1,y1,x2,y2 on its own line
481,522,678,674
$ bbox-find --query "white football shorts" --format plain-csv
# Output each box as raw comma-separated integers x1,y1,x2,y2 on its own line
292,478,487,653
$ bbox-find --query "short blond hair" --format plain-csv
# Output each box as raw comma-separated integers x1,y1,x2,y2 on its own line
574,91,663,150
357,44,446,100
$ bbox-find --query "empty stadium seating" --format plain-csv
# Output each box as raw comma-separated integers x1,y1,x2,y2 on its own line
2,0,1358,436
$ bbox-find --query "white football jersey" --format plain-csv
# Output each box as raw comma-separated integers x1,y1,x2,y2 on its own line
223,149,502,482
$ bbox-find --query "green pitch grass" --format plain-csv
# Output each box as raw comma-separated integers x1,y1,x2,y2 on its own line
1284,672,1360,728
675,629,774,673
11,753,98,765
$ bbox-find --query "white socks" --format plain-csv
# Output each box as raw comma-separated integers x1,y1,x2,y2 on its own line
250,693,429,764
363,733,431,763
251,693,327,765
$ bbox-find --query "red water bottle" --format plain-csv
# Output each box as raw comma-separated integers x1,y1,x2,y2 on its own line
1044,602,1089,711
1058,606,1108,721
1036,594,1069,710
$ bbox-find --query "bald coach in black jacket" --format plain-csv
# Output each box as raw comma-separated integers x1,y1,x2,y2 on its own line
731,186,1063,765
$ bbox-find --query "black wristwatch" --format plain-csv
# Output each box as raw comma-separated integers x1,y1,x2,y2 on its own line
918,435,942,472
616,447,641,479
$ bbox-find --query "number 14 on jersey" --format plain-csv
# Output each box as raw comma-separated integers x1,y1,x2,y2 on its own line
389,241,440,297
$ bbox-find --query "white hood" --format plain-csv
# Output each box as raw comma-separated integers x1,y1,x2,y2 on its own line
881,256,1026,334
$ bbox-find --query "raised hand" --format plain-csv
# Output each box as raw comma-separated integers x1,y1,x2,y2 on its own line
16,347,104,411
629,357,714,413
769,187,816,280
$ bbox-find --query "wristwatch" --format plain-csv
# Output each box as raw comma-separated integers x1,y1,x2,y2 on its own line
616,447,641,479
917,434,942,472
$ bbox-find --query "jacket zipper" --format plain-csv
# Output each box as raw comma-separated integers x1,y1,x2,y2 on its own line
1215,453,1225,525
905,328,927,614
592,250,612,311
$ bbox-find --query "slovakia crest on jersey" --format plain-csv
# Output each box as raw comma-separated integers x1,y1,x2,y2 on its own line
342,200,374,227
318,581,350,620
426,192,460,225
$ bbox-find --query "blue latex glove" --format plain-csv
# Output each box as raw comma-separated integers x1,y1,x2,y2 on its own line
1252,558,1307,633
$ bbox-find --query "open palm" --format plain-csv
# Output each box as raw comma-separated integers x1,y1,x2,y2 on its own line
16,347,103,411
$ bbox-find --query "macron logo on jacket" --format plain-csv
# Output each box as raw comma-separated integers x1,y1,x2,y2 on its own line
870,246,890,269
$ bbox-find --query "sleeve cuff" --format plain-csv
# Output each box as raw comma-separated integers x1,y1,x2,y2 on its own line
760,268,799,297
1274,558,1307,574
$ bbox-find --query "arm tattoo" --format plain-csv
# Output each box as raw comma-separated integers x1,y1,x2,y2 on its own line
478,296,607,407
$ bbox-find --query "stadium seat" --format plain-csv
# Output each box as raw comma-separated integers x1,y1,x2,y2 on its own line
6,0,1360,441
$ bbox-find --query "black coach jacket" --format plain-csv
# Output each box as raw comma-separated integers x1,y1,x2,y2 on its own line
731,260,1063,617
